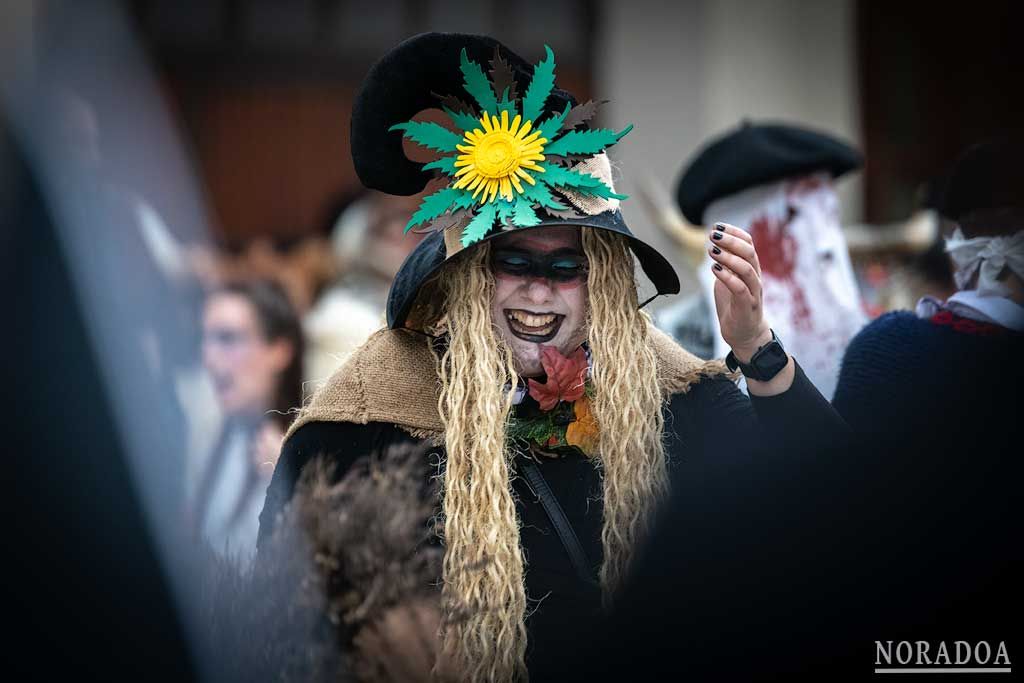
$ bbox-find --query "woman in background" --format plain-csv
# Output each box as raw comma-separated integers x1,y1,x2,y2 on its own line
193,278,303,564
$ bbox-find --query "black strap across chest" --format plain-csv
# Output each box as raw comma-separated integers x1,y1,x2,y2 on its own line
518,458,600,588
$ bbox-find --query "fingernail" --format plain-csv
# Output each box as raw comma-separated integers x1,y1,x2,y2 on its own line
712,246,721,255
712,231,723,241
716,222,726,230
713,263,723,271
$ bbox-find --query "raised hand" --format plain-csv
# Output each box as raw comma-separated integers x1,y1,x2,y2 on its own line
708,222,794,394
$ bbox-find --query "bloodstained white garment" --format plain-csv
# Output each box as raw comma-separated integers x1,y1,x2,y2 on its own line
699,173,867,399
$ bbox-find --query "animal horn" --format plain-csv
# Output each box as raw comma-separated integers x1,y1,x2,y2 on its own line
843,209,939,256
634,173,707,267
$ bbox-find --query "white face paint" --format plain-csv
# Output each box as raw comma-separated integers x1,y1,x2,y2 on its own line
700,173,867,399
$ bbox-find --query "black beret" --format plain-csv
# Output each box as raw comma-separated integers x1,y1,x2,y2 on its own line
941,139,1023,221
675,122,862,225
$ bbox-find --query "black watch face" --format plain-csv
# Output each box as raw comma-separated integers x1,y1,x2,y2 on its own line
752,341,788,379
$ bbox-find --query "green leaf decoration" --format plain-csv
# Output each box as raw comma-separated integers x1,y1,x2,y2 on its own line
536,102,571,143
537,163,627,200
537,162,603,189
521,45,556,124
444,106,482,133
513,197,542,227
461,202,499,247
543,125,633,157
421,156,457,174
460,48,498,116
489,47,519,102
451,191,478,211
404,187,464,233
389,121,462,153
496,199,515,225
519,178,569,211
562,99,606,131
497,87,518,116
583,181,628,201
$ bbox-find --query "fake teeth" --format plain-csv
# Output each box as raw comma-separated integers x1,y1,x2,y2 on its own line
507,310,557,327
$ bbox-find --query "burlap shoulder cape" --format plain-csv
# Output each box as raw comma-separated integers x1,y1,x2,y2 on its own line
287,326,731,443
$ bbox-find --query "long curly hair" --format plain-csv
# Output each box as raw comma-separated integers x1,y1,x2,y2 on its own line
433,229,667,681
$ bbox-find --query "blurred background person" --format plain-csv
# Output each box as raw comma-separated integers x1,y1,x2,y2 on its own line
191,278,304,564
303,190,425,383
834,140,1024,431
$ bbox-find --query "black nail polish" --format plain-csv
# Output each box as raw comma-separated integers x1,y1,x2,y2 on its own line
713,263,723,271
712,231,723,241
712,246,721,255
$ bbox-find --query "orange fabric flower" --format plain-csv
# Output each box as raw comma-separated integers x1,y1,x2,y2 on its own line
566,395,599,455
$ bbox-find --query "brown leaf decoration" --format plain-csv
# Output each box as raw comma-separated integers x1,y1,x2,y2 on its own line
562,99,607,131
432,91,477,116
489,47,519,102
540,204,583,220
565,395,599,455
527,346,588,411
411,208,471,235
547,153,592,168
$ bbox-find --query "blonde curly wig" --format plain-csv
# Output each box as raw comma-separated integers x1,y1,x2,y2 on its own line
433,228,667,681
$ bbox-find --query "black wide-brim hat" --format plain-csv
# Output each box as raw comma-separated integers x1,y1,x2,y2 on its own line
349,32,679,331
386,210,678,329
676,121,863,225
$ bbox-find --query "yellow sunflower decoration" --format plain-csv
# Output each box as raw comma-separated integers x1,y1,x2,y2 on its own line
389,45,632,247
453,110,546,203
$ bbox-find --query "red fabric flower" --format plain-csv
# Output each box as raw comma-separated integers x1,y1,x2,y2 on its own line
527,345,588,411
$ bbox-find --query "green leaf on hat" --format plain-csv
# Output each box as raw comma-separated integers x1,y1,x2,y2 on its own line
537,162,627,200
451,191,478,211
519,178,569,211
389,121,463,153
461,201,499,247
496,199,515,225
404,187,466,233
496,87,518,116
512,198,542,227
542,125,633,157
537,162,602,189
421,156,457,174
536,102,571,145
444,106,483,133
521,45,556,124
460,48,498,116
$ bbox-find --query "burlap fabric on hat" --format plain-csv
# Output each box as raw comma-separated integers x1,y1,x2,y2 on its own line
286,325,733,443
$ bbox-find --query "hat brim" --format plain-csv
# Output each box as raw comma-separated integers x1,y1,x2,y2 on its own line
386,213,680,330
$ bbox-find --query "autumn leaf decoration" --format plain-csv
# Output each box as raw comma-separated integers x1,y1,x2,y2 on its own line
508,345,599,456
389,45,632,247
527,345,588,410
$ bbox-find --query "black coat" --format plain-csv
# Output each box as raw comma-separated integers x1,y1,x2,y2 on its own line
258,362,842,676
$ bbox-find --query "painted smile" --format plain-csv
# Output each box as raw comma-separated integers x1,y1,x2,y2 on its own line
504,309,564,342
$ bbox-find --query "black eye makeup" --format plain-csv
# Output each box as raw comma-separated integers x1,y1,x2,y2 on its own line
491,248,589,283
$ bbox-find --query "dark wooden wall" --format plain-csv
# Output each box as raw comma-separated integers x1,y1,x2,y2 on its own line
858,0,1024,222
131,0,594,245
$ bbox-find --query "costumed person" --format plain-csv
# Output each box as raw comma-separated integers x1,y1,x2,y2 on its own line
658,122,867,399
192,278,303,564
258,33,845,681
834,140,1024,430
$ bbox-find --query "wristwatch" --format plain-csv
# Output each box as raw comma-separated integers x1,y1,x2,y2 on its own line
726,329,788,382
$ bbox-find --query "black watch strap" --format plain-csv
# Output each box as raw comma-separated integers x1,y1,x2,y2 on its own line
726,330,788,382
